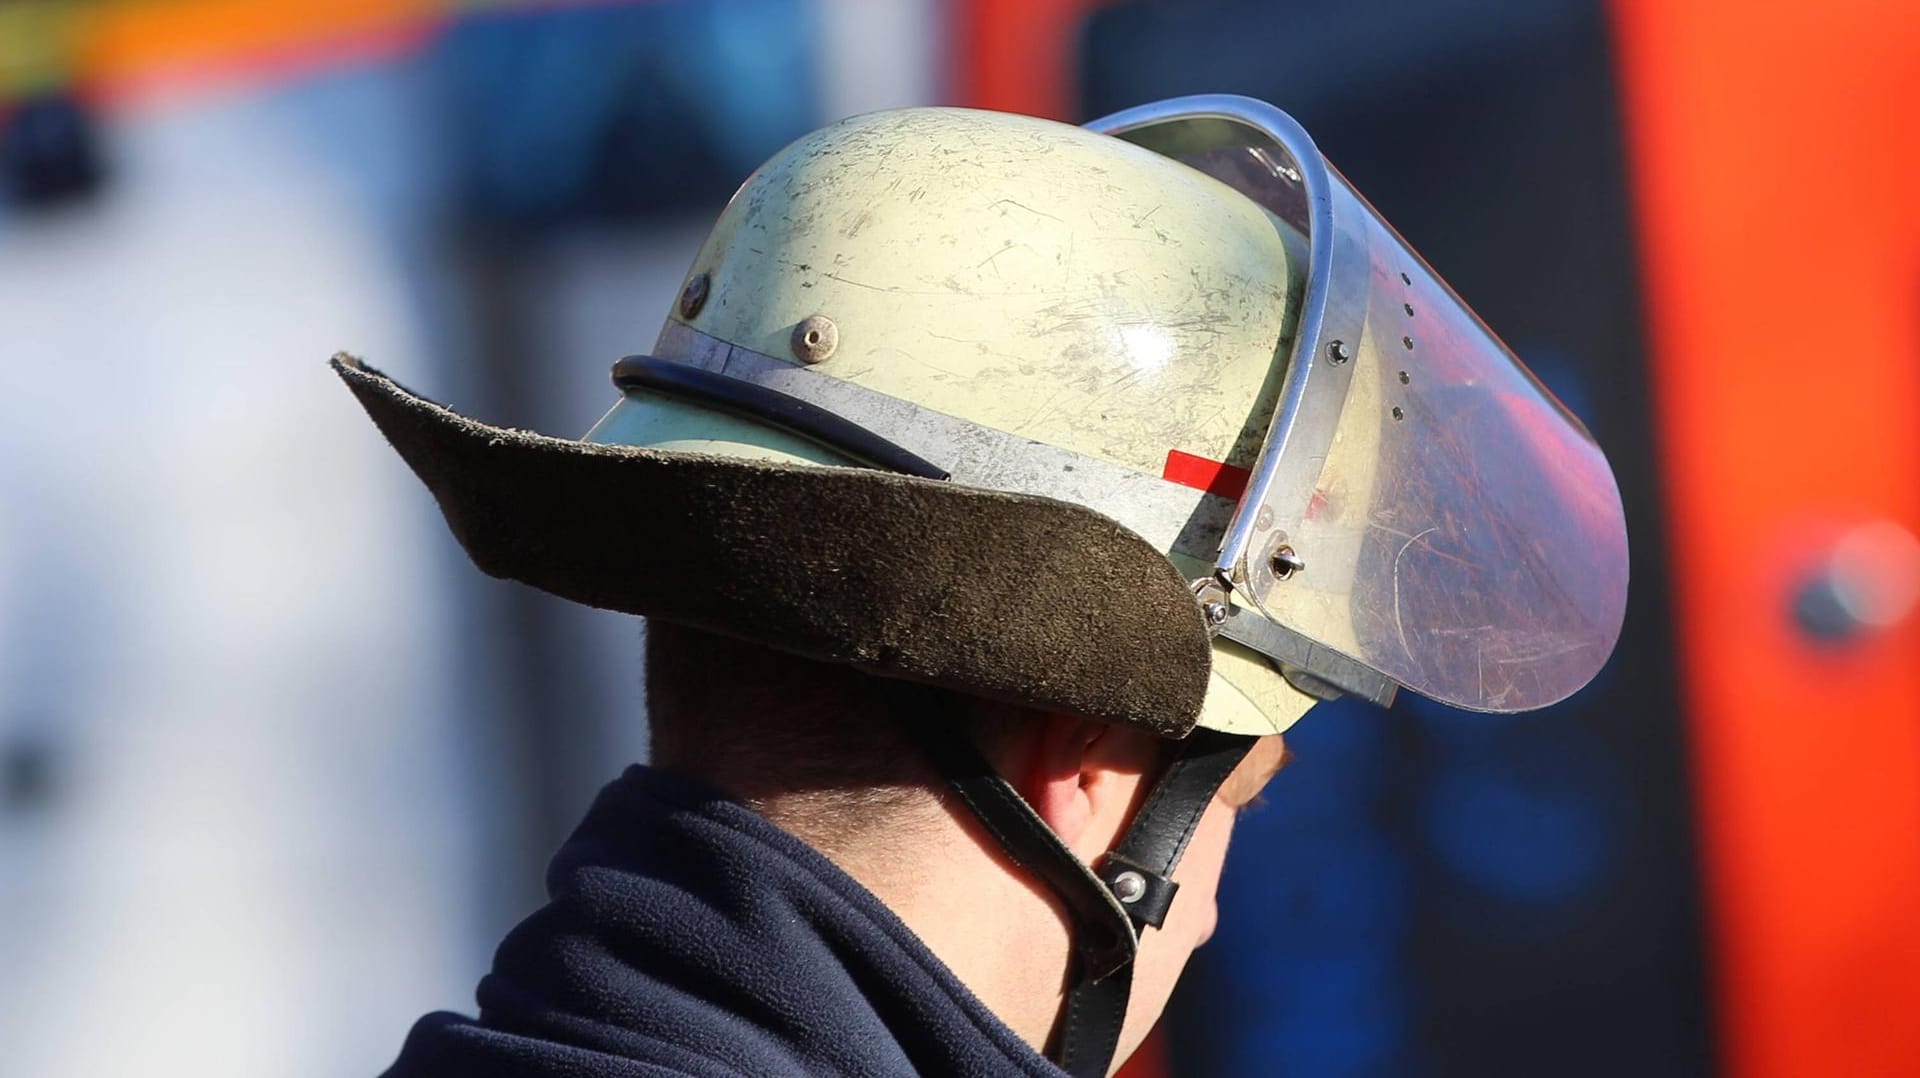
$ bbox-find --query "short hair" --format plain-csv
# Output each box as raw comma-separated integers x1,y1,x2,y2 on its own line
643,621,1031,847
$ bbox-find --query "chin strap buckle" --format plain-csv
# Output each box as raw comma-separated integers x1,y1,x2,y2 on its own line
1098,855,1180,930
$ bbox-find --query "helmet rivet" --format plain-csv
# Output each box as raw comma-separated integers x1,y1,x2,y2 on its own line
1327,339,1351,365
1111,870,1147,904
791,315,839,364
678,273,709,319
1203,601,1229,627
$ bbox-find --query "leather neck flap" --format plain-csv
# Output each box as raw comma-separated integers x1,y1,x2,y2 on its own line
334,355,1212,737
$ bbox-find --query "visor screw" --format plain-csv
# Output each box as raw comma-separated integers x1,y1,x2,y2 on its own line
1270,545,1306,579
1111,870,1147,904
678,273,710,319
792,315,839,364
1327,339,1351,365
1203,601,1229,627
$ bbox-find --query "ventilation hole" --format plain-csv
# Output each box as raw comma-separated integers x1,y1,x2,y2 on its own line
1400,272,1412,285
1403,302,1415,316
1392,406,1406,421
1398,370,1411,384
1402,335,1414,350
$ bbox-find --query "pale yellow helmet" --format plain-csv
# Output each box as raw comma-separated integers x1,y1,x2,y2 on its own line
584,97,1627,732
587,105,1322,736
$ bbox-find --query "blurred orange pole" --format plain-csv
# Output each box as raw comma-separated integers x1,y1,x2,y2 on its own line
71,0,446,106
1611,2,1920,1076
7,1,633,112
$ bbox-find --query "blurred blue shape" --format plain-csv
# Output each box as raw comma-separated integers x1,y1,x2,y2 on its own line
1231,953,1414,1076
433,0,819,222
1176,697,1414,1074
1418,735,1624,905
1252,696,1395,816
1397,690,1511,745
1187,944,1414,1076
1218,824,1410,954
0,92,104,208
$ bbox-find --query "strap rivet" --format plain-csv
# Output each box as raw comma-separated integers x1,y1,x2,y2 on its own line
1112,870,1147,904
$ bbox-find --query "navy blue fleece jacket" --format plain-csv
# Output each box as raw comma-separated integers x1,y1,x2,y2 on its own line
382,766,1064,1077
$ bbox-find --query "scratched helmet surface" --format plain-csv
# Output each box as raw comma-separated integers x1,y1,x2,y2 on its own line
593,105,1326,735
593,99,1628,725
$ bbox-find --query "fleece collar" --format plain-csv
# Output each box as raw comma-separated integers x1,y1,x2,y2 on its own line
381,766,1064,1077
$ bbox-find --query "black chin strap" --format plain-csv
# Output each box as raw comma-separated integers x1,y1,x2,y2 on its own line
1059,728,1255,1074
894,693,1255,1077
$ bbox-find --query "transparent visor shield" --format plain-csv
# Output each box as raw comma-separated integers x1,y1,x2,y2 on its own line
1089,96,1628,712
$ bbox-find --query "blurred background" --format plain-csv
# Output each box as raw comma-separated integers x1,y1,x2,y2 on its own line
0,1,1915,1075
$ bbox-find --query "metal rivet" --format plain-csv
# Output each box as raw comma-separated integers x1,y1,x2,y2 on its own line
1270,545,1305,579
1327,339,1351,365
678,273,709,319
791,314,839,364
1202,601,1229,627
1112,870,1147,904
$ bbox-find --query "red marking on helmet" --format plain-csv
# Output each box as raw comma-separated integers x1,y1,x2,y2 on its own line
1162,450,1251,500
1306,488,1329,520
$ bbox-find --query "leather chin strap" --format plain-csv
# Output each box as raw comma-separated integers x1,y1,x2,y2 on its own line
894,691,1255,1078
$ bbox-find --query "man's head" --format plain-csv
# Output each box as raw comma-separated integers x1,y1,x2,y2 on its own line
645,621,1290,1065
339,94,1626,1077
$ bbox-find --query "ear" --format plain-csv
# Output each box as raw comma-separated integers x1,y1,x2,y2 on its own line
1019,714,1160,863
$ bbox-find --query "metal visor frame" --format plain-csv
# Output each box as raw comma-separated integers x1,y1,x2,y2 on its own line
1088,95,1628,712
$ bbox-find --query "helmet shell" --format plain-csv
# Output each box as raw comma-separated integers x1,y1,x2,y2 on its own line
680,107,1306,479
595,107,1320,734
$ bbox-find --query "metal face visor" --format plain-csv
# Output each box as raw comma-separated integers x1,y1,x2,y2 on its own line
1088,95,1629,713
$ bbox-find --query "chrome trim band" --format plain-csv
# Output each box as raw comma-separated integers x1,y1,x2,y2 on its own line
649,322,1236,561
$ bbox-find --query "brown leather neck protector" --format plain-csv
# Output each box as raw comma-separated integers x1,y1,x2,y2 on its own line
333,355,1211,737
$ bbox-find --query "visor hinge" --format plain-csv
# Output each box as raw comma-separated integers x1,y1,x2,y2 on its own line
1192,577,1400,709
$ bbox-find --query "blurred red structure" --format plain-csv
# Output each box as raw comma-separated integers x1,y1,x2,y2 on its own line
949,0,1108,119
1613,1,1920,1075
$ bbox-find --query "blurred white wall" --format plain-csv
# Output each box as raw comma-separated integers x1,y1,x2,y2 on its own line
0,5,945,1075
0,89,480,1078
816,0,941,117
